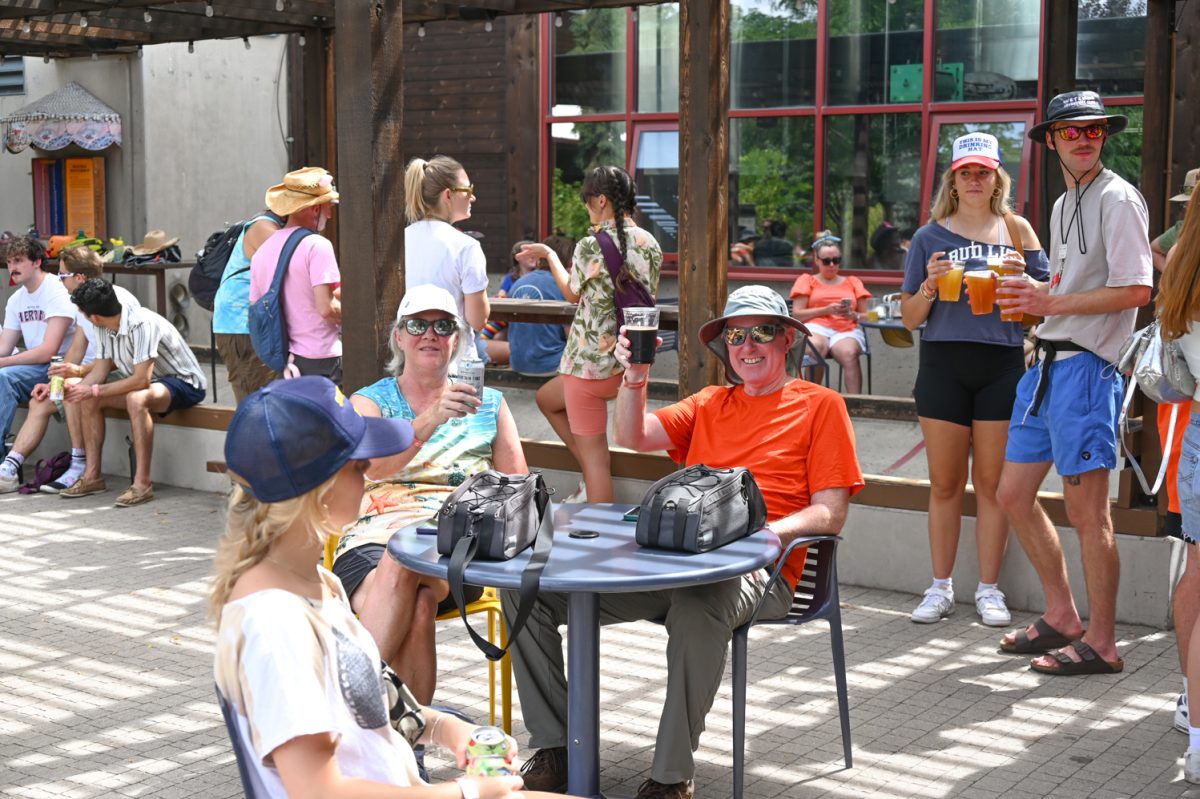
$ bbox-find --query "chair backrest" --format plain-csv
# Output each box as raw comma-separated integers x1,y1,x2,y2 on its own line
216,686,264,799
775,536,840,626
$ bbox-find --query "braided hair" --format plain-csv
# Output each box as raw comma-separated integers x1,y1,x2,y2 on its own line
580,165,639,289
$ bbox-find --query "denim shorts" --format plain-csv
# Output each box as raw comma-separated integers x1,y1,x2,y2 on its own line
1178,416,1200,545
1006,351,1123,476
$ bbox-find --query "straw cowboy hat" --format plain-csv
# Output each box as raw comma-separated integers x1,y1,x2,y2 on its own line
129,229,180,256
1171,168,1199,203
265,166,339,217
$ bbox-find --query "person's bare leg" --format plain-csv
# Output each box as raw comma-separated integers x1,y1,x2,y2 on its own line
830,338,863,394
1177,544,1200,674
400,584,441,704
998,459,1084,647
1187,545,1200,729
125,385,172,490
9,396,57,458
970,420,1012,585
919,417,971,580
536,376,580,463
74,396,107,481
574,432,614,503
807,332,830,385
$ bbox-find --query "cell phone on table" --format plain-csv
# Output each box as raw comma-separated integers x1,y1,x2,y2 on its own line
416,525,438,535
622,506,641,522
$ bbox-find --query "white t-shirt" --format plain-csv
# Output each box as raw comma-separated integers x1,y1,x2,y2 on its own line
3,275,76,358
75,285,139,364
404,219,489,351
213,569,423,797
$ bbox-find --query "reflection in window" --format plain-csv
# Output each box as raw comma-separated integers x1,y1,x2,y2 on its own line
637,5,679,113
632,129,680,252
1076,0,1147,95
552,8,626,116
826,0,924,106
730,116,816,266
551,121,626,239
934,0,1039,101
931,120,1030,211
1101,106,1144,189
824,113,921,270
731,0,818,109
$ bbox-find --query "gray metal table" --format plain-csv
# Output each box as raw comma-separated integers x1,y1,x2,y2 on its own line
387,502,780,799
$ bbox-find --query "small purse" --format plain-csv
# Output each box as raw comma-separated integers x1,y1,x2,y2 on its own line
635,464,768,553
381,661,425,746
593,228,655,328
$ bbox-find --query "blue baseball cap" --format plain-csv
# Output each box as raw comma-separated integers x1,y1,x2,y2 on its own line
225,376,414,503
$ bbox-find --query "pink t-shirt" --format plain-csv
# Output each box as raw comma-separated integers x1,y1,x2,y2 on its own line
249,226,342,359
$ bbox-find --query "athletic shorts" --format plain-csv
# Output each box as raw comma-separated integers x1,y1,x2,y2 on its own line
156,377,205,416
1006,351,1123,476
292,355,343,387
562,373,622,437
913,340,1026,426
806,322,867,352
1178,416,1200,545
332,543,483,614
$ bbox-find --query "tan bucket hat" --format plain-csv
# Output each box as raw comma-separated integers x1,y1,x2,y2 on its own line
129,229,179,256
265,166,339,217
698,285,808,385
1170,168,1199,203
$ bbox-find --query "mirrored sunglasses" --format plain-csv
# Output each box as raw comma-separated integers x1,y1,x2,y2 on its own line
818,257,842,265
448,184,475,197
723,324,781,347
1053,123,1108,141
404,318,457,337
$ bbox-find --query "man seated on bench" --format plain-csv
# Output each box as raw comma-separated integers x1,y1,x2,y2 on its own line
0,247,141,494
59,279,206,506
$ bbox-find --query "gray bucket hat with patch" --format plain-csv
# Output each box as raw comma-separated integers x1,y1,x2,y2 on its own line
698,285,809,385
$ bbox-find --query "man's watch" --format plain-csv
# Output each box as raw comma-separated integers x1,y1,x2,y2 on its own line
455,777,481,799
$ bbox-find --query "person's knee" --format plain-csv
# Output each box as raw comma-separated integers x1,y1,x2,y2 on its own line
126,390,151,414
27,396,56,418
1064,496,1111,536
995,471,1031,510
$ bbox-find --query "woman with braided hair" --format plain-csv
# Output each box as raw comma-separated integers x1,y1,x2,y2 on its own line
518,165,662,502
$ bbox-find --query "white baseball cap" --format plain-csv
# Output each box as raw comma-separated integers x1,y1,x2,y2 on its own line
950,132,1001,171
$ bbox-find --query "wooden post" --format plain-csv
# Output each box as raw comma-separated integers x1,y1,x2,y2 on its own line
334,0,405,394
1173,0,1200,185
506,15,541,245
1037,1,1077,234
287,29,330,172
677,0,730,396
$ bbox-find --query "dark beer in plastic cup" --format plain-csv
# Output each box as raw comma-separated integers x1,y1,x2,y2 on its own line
624,307,660,365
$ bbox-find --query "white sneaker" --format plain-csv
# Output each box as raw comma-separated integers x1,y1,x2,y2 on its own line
911,587,955,623
1185,749,1200,784
562,481,587,504
0,471,18,494
1176,693,1189,734
974,587,1012,627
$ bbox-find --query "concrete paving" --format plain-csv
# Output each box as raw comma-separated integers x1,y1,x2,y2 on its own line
0,483,1195,798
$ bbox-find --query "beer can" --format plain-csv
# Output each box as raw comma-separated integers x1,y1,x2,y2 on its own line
465,726,511,777
451,357,485,396
49,356,65,402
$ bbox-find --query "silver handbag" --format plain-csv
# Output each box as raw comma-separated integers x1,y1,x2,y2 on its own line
1117,320,1195,404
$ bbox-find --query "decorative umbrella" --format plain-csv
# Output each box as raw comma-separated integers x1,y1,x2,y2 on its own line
1,82,122,154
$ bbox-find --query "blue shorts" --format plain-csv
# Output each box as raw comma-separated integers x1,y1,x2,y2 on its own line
1178,416,1200,545
155,376,205,416
1005,351,1122,476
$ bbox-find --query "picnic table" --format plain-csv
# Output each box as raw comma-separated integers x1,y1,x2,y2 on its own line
488,297,680,330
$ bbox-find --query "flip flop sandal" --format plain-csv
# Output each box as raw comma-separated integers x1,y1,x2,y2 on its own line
999,616,1076,654
1029,640,1124,676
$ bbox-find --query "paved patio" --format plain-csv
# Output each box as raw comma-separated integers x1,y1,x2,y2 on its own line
0,483,1196,798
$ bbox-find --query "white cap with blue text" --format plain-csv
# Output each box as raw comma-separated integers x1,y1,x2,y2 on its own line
950,132,1001,171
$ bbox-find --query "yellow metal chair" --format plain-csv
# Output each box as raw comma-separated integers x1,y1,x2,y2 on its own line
324,534,513,733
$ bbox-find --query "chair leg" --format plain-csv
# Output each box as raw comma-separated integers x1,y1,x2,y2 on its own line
828,610,853,769
500,619,513,734
732,626,749,799
487,608,499,728
866,353,872,395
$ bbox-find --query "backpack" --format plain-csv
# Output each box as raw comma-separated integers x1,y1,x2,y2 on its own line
18,451,71,495
248,228,313,372
190,211,283,312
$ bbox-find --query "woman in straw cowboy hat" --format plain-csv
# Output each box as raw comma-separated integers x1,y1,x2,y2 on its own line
249,166,344,384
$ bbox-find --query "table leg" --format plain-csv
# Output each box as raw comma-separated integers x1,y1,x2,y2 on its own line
155,273,167,318
566,591,601,799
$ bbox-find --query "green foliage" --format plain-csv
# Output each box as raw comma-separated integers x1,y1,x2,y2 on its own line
1103,107,1144,189
739,148,814,237
551,168,591,240
559,7,625,54
732,2,817,43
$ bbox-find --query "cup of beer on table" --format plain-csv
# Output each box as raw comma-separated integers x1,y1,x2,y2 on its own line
937,261,965,302
624,307,660,365
964,269,997,316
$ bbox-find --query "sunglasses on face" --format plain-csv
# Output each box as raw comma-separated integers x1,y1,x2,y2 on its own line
1053,123,1108,141
404,318,457,337
818,257,842,265
57,272,76,281
723,324,781,347
448,184,475,197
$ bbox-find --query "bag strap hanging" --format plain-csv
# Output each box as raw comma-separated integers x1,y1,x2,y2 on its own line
594,227,654,327
445,487,554,662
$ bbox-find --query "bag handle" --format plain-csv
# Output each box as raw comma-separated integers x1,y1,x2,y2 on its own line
445,486,554,662
1118,378,1176,496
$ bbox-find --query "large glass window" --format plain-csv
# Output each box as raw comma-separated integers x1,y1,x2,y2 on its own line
827,0,925,106
631,128,680,252
550,121,626,239
552,8,627,116
637,5,679,113
730,116,816,266
824,113,922,269
934,0,1040,101
1102,105,1145,189
1076,0,1147,95
731,0,818,109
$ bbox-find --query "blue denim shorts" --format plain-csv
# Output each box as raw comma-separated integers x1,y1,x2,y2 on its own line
1006,351,1123,476
1178,417,1200,545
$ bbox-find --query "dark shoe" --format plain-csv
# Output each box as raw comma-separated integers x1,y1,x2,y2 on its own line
636,778,695,799
519,747,568,793
1029,640,1123,676
999,616,1077,655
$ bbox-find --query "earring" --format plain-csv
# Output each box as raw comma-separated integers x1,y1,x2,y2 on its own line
950,188,959,199
992,187,1002,198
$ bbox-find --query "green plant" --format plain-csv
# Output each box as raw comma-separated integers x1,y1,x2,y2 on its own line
551,168,591,240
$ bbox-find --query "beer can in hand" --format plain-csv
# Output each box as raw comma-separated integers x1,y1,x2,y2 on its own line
465,726,512,777
450,357,485,397
49,356,65,402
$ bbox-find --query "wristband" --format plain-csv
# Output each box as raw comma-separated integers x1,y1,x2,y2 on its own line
91,384,100,398
919,282,937,301
455,778,480,799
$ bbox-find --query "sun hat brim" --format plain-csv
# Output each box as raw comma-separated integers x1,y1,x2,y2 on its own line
698,303,809,385
950,155,1000,171
1029,113,1128,144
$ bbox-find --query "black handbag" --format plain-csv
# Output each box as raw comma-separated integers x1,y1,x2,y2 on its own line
436,470,554,661
635,464,767,553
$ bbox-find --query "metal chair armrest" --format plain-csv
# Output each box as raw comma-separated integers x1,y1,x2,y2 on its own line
744,534,842,630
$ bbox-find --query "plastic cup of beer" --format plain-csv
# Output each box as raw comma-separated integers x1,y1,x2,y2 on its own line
997,252,1025,322
936,262,965,302
964,270,997,315
624,307,660,365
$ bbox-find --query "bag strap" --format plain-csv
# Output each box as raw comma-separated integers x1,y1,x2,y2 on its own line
271,228,313,295
1001,212,1023,253
594,228,624,290
446,486,554,662
219,214,282,287
1118,379,1176,496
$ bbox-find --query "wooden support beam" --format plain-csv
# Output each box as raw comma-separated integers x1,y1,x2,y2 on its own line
676,0,730,396
1037,1,1078,234
505,14,540,247
1174,0,1200,187
1142,0,1172,234
287,28,330,171
335,0,405,394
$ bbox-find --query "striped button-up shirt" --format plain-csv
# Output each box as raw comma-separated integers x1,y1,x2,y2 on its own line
95,302,206,390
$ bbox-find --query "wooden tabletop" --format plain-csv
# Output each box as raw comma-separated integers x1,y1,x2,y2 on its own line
488,297,679,329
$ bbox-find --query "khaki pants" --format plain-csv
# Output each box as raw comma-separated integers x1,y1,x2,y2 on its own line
215,334,277,403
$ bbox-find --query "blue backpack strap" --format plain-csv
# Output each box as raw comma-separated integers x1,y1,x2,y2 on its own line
271,227,314,294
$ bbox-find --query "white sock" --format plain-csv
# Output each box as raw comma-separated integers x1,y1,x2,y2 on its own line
57,450,87,486
1189,726,1200,751
1,453,23,479
932,577,952,593
977,581,999,594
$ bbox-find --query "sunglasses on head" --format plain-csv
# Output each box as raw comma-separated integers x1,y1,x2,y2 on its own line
818,256,842,265
403,318,457,337
723,324,781,347
1053,123,1108,141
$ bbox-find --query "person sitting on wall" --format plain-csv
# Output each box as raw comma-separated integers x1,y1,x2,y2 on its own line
59,279,207,506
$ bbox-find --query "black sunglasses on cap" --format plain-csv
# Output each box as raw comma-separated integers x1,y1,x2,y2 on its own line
723,324,782,347
404,318,457,337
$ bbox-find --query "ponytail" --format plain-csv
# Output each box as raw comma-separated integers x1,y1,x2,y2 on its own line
404,155,465,224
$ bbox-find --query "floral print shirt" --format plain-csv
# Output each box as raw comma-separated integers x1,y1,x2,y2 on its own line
559,220,662,379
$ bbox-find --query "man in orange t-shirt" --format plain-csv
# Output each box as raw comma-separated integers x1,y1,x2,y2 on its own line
507,286,863,799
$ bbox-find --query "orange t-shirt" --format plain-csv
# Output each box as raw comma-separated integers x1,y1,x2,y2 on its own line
789,273,872,333
653,380,865,590
1157,402,1193,514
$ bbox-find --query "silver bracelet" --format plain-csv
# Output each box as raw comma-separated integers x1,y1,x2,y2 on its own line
428,713,446,749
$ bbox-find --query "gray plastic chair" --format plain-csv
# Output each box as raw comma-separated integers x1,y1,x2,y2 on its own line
732,535,851,798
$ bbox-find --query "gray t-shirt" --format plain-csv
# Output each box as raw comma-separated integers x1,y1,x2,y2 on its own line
1036,169,1153,364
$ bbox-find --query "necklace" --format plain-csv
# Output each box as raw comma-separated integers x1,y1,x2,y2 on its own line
265,554,321,584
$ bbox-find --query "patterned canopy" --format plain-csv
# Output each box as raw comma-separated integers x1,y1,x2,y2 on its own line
1,81,122,153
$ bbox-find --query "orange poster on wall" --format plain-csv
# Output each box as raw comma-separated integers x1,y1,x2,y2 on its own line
64,157,106,240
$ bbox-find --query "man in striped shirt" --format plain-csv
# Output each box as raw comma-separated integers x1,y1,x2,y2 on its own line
60,279,207,507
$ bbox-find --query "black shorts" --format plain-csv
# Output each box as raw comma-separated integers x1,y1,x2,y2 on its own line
332,542,483,615
913,340,1026,427
1165,511,1184,540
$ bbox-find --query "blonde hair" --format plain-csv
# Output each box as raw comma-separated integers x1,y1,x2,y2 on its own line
930,164,1013,221
60,245,103,278
404,155,465,224
385,314,468,376
207,474,340,621
1157,194,1200,340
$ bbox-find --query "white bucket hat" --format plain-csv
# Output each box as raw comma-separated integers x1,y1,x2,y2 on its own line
698,286,809,385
